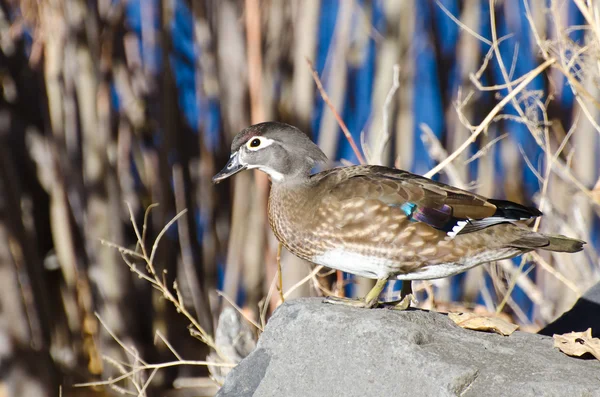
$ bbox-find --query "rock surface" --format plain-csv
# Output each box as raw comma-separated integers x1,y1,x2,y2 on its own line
217,298,600,397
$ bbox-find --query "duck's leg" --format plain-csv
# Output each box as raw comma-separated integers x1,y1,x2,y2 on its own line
323,278,388,308
383,280,416,311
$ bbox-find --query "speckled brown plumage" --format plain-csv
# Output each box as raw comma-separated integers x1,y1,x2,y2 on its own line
267,165,579,280
214,122,585,308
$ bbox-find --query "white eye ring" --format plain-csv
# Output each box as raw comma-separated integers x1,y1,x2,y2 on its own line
246,136,275,151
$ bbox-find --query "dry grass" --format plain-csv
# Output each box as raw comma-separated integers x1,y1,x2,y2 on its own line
71,204,234,395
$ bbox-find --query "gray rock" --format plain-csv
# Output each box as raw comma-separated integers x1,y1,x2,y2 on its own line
217,298,600,397
208,307,257,383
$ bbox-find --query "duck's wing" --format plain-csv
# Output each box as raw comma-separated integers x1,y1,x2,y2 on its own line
318,166,541,238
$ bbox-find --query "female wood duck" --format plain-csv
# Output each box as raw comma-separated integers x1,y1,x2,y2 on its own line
213,122,585,309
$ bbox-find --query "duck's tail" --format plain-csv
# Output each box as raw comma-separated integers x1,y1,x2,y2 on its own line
509,232,585,253
542,235,586,253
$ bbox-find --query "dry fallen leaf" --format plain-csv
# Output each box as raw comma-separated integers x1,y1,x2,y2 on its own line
553,328,600,360
448,312,519,336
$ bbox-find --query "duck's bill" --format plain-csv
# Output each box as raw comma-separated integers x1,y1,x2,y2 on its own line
212,151,247,183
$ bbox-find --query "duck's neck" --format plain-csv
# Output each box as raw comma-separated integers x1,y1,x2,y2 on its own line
269,177,310,205
270,173,313,189
268,176,314,227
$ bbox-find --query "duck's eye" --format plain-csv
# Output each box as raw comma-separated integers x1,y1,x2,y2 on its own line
249,138,261,148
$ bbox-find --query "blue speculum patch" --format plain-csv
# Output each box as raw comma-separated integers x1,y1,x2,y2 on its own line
399,202,417,217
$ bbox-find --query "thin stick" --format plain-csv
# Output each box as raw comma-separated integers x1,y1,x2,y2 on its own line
260,271,279,330
149,208,188,265
495,257,533,314
155,330,183,361
279,265,324,304
436,0,492,45
127,202,147,259
216,290,262,331
74,360,235,388
335,267,345,297
99,239,145,260
464,133,508,164
276,242,284,303
533,113,579,231
95,312,148,366
420,123,467,189
138,367,159,397
530,252,580,296
141,203,159,254
305,57,365,164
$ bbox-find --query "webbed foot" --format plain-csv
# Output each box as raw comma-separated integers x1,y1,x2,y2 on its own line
322,278,388,309
323,296,379,308
382,280,416,311
382,293,417,311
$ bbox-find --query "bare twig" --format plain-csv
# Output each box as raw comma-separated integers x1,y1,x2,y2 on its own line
276,242,284,303
436,0,491,45
75,360,235,388
95,312,148,366
530,252,581,296
495,257,538,314
104,204,223,357
420,123,466,189
278,265,324,304
306,57,365,164
155,330,183,361
260,271,279,330
216,290,262,331
464,133,508,164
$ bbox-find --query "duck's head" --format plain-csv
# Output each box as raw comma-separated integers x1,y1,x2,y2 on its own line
212,122,327,184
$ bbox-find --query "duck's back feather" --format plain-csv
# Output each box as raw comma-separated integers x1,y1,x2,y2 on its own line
313,165,541,238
